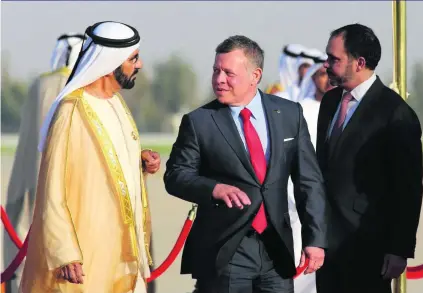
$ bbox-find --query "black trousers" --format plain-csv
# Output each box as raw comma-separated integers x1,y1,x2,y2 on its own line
194,229,294,293
316,256,392,293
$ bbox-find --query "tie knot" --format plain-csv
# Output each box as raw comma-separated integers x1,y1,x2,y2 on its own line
342,92,354,103
240,108,252,121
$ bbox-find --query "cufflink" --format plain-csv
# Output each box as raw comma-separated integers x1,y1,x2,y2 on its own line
131,131,139,140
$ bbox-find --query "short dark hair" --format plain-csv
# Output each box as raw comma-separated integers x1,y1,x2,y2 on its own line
330,23,381,70
215,35,264,71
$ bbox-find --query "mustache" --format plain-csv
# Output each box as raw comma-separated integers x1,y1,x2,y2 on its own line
326,69,335,76
131,69,139,78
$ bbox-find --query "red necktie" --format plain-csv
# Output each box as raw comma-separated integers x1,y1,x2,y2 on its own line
240,108,268,234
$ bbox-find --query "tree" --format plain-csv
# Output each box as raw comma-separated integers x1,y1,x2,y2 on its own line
121,70,163,132
151,54,200,131
1,53,29,133
122,54,201,133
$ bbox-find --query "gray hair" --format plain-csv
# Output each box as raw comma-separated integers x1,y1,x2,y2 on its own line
215,35,265,75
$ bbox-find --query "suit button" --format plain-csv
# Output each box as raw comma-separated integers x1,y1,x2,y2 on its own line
261,186,267,192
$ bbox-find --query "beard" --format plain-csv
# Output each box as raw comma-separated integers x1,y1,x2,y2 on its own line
327,62,354,87
113,66,138,89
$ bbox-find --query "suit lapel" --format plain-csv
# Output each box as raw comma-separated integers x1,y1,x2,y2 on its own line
261,91,284,185
329,77,384,161
211,104,259,184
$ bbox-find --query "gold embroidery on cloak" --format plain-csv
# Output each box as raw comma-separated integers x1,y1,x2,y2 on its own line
115,93,153,266
65,89,140,266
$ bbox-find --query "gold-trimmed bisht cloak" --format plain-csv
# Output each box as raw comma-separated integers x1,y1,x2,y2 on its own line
19,88,152,293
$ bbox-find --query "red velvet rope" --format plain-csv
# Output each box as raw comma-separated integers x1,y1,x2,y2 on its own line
146,219,309,283
1,232,29,282
1,206,23,249
147,217,193,282
1,205,422,284
406,264,423,279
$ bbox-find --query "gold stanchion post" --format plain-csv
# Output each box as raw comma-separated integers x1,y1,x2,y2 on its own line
392,0,407,290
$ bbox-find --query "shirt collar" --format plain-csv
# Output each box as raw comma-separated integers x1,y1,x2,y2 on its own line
229,90,262,119
342,72,377,102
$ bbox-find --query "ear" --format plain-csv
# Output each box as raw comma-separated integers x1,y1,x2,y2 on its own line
251,67,263,85
356,57,366,72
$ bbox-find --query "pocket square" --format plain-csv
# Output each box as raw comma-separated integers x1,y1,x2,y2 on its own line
284,138,294,142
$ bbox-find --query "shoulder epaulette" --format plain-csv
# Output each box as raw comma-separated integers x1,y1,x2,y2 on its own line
265,82,284,94
40,66,71,78
62,88,84,102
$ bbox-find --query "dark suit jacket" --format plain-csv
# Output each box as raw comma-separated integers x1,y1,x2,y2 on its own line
164,90,328,279
316,77,422,263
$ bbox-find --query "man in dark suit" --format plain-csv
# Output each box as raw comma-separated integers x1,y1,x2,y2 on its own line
164,35,328,293
315,24,423,293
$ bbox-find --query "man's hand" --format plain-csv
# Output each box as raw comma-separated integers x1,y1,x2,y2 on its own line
212,184,251,209
57,262,85,284
299,246,325,274
381,254,407,279
141,150,161,174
